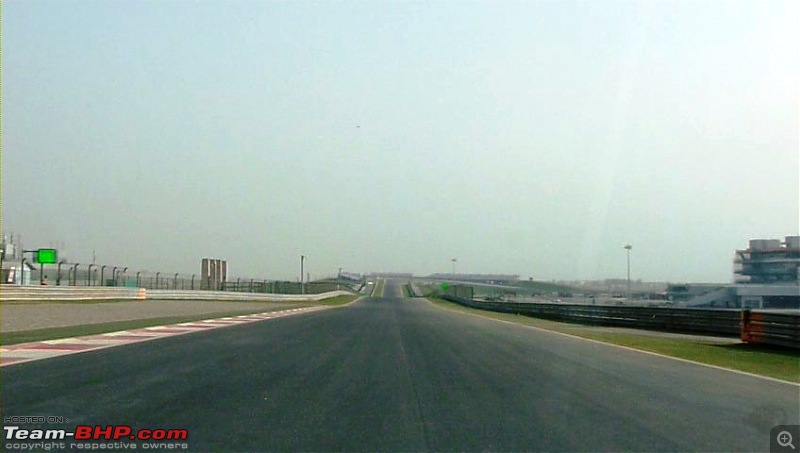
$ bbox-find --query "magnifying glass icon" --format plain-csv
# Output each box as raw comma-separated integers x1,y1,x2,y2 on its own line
778,431,795,450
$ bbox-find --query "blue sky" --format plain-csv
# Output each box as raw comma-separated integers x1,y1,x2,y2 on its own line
2,0,797,282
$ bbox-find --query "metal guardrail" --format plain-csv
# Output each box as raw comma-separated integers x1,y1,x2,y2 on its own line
0,285,350,302
443,295,800,348
443,295,742,336
741,310,800,348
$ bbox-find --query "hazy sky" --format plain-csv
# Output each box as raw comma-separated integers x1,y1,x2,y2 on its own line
2,0,798,283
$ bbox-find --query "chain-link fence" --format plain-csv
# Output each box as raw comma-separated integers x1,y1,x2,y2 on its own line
1,261,352,295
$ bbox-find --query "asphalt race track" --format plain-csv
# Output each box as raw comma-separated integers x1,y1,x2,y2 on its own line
2,280,797,451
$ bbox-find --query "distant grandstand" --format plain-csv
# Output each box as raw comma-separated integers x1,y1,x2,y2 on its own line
338,272,363,282
369,272,414,279
426,274,520,284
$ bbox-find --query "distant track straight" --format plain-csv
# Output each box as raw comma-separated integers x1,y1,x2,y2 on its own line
2,280,795,452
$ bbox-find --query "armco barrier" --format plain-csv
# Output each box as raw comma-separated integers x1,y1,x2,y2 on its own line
443,295,742,336
741,310,800,348
0,285,351,303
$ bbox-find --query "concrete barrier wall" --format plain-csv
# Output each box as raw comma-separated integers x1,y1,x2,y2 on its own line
0,285,350,302
0,285,143,301
144,289,351,302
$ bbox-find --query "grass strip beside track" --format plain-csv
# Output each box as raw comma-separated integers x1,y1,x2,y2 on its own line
311,295,358,306
373,279,385,298
428,297,800,383
2,295,358,345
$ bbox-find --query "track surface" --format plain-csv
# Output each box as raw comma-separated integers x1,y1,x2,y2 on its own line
2,280,797,451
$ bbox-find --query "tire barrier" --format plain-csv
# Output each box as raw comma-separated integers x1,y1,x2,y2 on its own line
741,310,800,348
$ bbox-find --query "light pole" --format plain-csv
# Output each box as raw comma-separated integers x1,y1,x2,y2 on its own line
300,255,305,295
624,245,632,299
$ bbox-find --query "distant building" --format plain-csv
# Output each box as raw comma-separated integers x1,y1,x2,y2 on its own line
427,274,520,284
339,272,363,281
667,236,800,309
734,236,800,284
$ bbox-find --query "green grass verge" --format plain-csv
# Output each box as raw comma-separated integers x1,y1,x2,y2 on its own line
413,280,577,298
416,284,440,298
373,279,385,298
427,297,800,383
312,295,358,306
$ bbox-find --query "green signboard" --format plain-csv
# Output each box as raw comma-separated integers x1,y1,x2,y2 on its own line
36,249,58,264
441,282,450,291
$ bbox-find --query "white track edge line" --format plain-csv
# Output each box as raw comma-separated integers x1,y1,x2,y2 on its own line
425,298,800,387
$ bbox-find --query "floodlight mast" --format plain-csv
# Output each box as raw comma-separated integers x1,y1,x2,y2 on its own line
300,255,306,295
624,245,633,299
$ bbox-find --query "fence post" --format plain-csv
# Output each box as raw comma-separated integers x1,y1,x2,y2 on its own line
57,260,66,286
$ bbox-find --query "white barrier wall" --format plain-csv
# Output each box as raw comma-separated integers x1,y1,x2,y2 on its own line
0,285,350,302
